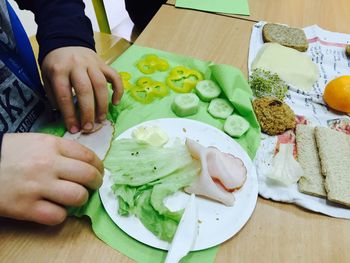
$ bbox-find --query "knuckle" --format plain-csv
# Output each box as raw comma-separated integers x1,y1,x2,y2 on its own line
44,134,59,145
63,115,77,127
71,187,88,206
70,54,84,65
21,181,41,198
37,207,67,226
48,63,66,76
56,93,72,105
80,108,94,123
84,167,96,182
94,78,107,90
30,155,55,172
75,85,91,97
83,149,96,164
34,160,53,172
74,86,92,99
85,168,101,189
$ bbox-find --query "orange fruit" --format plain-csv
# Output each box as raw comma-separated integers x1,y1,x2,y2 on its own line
323,76,350,114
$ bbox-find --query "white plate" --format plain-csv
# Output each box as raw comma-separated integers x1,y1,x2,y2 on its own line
99,118,258,251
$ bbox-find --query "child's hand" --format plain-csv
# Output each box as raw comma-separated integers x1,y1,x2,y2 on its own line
41,46,124,134
0,133,104,225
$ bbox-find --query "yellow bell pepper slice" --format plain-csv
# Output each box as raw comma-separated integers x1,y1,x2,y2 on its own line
119,71,134,91
166,66,203,93
130,86,155,104
136,54,170,74
130,77,169,104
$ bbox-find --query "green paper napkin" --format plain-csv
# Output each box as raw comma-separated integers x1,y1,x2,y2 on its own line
176,0,250,16
44,44,260,263
109,45,260,159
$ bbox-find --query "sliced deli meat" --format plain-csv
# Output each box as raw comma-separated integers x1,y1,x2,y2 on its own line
184,138,247,206
63,120,114,160
206,147,247,191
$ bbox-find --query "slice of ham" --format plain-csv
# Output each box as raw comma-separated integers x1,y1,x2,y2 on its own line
207,147,247,191
63,120,114,160
184,139,235,206
275,115,309,158
184,139,247,206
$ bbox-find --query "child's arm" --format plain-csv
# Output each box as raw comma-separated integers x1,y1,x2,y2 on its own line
15,0,123,133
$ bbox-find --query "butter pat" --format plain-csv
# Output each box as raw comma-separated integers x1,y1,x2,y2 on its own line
252,43,319,91
132,125,169,146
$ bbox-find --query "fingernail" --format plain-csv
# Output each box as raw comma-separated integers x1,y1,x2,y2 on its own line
70,125,79,134
99,113,106,121
83,122,93,131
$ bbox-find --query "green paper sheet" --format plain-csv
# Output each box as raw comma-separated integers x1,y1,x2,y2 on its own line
176,0,250,16
44,44,260,263
108,45,260,160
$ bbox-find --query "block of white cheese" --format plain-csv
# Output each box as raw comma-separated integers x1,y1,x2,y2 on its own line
252,43,319,91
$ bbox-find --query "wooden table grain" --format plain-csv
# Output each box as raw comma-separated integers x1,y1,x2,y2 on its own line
138,7,254,76
2,4,350,263
166,0,350,33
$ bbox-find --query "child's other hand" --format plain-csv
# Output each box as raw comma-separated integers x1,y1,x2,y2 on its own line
0,133,103,225
41,46,123,134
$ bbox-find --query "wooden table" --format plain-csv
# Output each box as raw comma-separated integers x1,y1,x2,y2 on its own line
29,32,131,66
166,0,350,33
2,4,350,263
137,7,350,262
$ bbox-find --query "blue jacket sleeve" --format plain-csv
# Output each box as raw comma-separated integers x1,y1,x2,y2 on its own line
15,0,95,65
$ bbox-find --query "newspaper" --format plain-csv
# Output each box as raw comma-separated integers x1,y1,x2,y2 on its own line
249,21,350,219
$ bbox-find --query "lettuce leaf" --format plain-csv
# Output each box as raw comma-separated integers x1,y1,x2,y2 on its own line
105,138,200,241
134,190,178,241
105,138,196,186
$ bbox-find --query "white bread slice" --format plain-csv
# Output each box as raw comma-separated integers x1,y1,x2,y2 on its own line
315,127,350,207
296,124,326,197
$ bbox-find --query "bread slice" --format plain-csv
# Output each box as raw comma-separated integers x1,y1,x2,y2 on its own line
262,23,308,52
296,125,326,197
315,127,350,207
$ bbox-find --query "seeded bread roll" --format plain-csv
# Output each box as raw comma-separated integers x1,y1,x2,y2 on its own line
346,45,350,57
296,125,326,197
262,23,308,52
315,127,350,207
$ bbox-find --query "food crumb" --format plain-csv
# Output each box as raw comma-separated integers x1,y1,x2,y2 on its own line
216,218,219,221
198,219,202,224
182,127,187,132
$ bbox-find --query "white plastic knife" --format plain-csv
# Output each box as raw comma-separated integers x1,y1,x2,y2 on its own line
165,194,198,263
